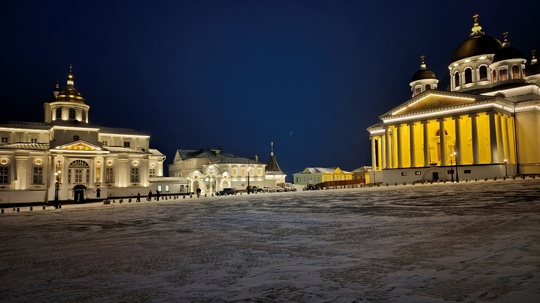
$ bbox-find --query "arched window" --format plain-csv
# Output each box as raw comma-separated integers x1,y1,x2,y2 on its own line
454,72,460,88
500,68,508,81
414,86,421,95
492,70,498,83
69,108,76,120
479,66,488,81
426,84,431,90
512,65,520,79
464,68,473,84
55,107,62,120
81,110,86,122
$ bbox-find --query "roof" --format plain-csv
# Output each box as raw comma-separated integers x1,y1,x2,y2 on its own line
493,45,525,63
0,121,51,130
294,167,351,175
411,68,436,82
104,146,146,154
265,154,283,173
176,149,264,165
99,126,149,136
0,143,49,150
452,34,502,62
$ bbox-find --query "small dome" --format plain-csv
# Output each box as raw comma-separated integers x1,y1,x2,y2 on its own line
411,68,436,81
411,55,436,81
526,51,540,76
452,34,503,62
55,68,85,103
493,46,525,63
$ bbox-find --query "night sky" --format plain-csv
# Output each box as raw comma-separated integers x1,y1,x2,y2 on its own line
1,0,538,180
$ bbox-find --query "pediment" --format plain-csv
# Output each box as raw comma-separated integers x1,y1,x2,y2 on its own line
55,140,103,151
381,91,489,118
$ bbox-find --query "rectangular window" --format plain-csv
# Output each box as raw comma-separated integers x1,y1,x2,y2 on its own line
165,185,170,192
130,167,139,183
464,170,471,174
105,167,114,183
68,169,72,184
157,185,162,192
124,141,131,148
31,138,38,143
33,167,43,184
75,169,83,183
401,172,407,176
415,171,421,175
0,166,9,184
1,137,8,143
149,168,156,178
102,141,108,146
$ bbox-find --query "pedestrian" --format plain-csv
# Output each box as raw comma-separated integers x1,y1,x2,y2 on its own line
136,193,141,202
196,188,201,197
148,190,153,201
156,190,160,201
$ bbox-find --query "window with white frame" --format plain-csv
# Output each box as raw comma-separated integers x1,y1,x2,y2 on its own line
33,167,43,184
1,137,8,143
0,166,9,184
105,167,114,183
149,168,156,178
130,167,139,183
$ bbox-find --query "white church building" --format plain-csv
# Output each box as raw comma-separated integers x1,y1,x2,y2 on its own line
367,15,540,184
0,68,165,204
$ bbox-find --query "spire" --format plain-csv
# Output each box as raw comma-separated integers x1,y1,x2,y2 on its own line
470,13,484,36
420,54,427,70
502,31,509,47
270,141,274,156
53,81,60,97
266,141,283,173
532,50,537,65
67,64,74,86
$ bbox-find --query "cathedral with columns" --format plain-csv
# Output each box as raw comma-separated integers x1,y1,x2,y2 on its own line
367,15,540,184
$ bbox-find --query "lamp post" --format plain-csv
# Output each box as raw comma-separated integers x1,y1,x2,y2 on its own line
450,153,455,182
455,152,459,183
54,171,60,208
247,166,250,194
504,159,508,178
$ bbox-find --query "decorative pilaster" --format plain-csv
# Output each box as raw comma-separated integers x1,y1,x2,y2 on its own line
422,120,429,166
396,124,402,168
453,116,462,165
438,118,446,166
489,111,499,163
409,122,415,167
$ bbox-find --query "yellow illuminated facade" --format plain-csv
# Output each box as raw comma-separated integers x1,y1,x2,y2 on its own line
293,167,353,185
367,15,540,184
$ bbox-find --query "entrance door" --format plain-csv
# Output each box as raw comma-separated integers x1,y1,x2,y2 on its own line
432,172,439,181
73,184,87,203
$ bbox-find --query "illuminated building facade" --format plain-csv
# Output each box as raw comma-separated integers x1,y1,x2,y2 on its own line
168,144,285,194
293,167,353,185
0,68,165,203
367,15,540,184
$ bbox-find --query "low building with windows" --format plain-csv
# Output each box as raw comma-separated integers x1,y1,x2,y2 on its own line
168,145,286,194
0,68,165,204
293,167,353,186
367,15,540,184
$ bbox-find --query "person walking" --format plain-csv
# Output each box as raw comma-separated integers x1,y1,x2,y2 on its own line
148,190,153,201
156,190,160,201
136,193,141,202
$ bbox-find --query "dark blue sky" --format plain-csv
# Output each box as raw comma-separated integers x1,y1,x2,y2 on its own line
1,0,538,180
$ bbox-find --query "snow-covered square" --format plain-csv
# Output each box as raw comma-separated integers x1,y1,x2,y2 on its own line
1,179,539,302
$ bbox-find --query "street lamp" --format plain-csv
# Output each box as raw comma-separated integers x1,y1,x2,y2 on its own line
504,159,508,178
454,152,459,183
247,166,250,194
450,153,455,182
54,171,60,208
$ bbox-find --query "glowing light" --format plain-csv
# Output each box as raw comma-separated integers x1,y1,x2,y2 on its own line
391,94,476,116
383,102,504,123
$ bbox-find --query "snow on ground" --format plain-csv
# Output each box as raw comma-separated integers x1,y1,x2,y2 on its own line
0,179,539,303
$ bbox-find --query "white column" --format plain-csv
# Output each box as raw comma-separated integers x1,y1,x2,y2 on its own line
381,134,387,169
439,119,446,166
502,115,510,162
422,120,429,166
396,124,402,168
371,137,377,170
15,155,29,190
409,122,415,168
496,113,504,163
471,114,479,164
453,116,462,165
489,111,499,163
385,127,392,169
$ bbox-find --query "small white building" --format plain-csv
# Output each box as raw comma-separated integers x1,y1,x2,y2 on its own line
168,145,286,194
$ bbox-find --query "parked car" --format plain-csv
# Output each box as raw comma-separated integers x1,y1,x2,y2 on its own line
246,185,263,193
282,183,297,192
217,188,236,195
304,184,316,191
